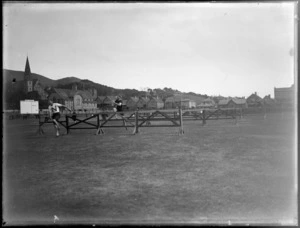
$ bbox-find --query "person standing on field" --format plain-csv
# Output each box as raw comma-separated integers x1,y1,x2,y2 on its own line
48,100,72,137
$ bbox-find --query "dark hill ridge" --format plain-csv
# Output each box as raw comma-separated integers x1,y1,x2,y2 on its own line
3,69,210,103
3,69,82,87
3,69,56,86
55,77,81,86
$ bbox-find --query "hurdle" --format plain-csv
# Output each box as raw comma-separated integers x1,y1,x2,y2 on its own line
37,107,242,136
61,108,185,135
37,114,68,135
181,108,242,125
130,108,184,135
63,111,139,135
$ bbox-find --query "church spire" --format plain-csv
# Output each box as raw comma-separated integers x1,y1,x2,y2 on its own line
24,56,33,93
24,56,31,81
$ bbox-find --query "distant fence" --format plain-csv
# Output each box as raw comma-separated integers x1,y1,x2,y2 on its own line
3,110,39,120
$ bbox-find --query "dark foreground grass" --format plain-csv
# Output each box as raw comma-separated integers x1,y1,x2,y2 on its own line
3,112,297,225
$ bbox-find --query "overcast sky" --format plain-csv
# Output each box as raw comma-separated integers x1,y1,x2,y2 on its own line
3,2,296,97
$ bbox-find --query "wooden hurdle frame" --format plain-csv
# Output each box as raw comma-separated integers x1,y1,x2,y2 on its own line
64,108,185,135
37,107,242,135
37,115,68,135
182,108,243,125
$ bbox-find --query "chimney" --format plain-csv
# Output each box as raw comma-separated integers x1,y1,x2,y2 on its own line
255,92,257,95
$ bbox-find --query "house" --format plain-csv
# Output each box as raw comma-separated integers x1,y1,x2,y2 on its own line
48,88,74,110
147,97,164,109
73,89,97,110
96,96,106,109
230,98,247,109
165,96,179,109
218,99,230,108
246,92,263,107
165,96,184,109
102,96,117,109
136,97,150,109
181,99,196,109
262,95,276,107
165,96,196,109
218,98,247,109
126,97,139,110
48,85,97,111
197,98,216,108
274,84,295,106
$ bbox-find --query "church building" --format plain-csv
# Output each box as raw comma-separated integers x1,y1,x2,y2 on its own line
23,56,48,100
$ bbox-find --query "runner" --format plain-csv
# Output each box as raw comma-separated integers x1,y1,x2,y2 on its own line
48,100,72,137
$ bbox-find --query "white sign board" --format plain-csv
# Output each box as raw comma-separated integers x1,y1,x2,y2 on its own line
20,100,39,114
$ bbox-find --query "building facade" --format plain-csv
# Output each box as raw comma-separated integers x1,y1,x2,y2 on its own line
147,97,164,109
136,97,150,109
48,86,97,111
126,97,139,110
246,92,263,107
197,98,216,108
274,84,295,106
218,98,247,109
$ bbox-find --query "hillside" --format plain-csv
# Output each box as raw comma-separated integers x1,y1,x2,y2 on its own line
54,77,81,86
3,69,215,109
3,69,56,86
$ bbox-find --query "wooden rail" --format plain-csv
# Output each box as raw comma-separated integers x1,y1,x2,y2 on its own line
37,108,242,135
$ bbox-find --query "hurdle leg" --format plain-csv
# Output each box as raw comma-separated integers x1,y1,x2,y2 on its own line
66,115,70,134
40,124,45,134
118,113,128,131
96,127,105,135
37,115,45,135
96,114,105,135
123,119,128,131
234,109,238,125
37,124,45,135
202,110,206,126
133,110,139,134
178,108,184,135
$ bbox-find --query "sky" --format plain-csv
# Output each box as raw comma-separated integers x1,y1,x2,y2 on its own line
3,2,297,98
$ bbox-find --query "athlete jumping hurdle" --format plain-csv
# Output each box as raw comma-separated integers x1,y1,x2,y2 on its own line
114,96,127,130
48,100,72,137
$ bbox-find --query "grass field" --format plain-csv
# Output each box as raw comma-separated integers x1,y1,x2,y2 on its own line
3,112,297,225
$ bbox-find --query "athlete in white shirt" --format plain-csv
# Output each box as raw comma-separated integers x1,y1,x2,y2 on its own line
48,100,71,137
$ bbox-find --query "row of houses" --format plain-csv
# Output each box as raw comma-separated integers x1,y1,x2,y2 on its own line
46,88,281,111
6,57,289,114
96,96,165,110
96,95,250,111
48,85,98,111
22,57,293,111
